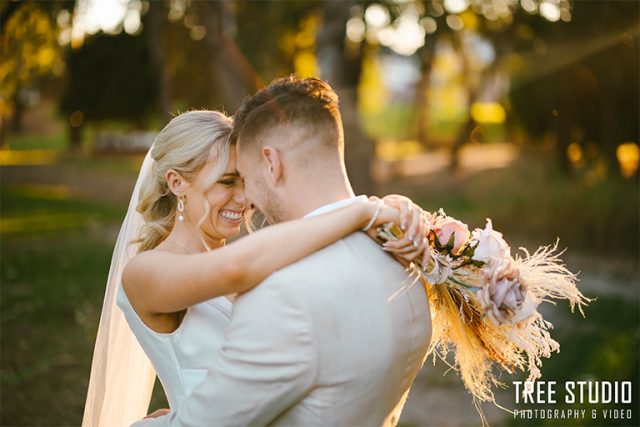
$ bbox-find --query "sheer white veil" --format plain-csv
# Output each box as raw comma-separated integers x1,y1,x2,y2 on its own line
82,147,157,427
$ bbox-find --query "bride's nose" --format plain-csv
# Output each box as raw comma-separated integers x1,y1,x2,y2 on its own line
233,187,250,209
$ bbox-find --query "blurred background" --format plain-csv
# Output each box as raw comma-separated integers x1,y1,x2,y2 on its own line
1,0,638,425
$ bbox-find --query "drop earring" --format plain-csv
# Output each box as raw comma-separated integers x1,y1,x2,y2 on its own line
177,195,185,222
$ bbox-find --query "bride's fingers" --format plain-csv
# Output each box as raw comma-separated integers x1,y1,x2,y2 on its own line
403,209,419,242
384,242,422,255
374,205,401,226
383,238,414,250
405,208,430,250
393,245,424,262
386,236,428,258
402,239,429,263
144,408,170,419
421,243,431,267
384,198,412,231
402,201,414,231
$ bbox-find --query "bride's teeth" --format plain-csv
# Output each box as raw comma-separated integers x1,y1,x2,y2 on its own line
220,210,242,220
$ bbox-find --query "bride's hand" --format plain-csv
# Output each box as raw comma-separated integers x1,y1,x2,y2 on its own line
379,195,429,265
143,408,170,419
363,196,429,265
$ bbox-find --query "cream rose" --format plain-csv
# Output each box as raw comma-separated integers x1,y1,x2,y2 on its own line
511,293,539,325
422,253,452,285
477,263,527,325
433,217,470,256
471,219,511,268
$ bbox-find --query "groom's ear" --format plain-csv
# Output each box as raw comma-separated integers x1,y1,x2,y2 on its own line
262,146,282,184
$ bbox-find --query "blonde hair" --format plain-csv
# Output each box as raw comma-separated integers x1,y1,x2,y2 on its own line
134,110,233,252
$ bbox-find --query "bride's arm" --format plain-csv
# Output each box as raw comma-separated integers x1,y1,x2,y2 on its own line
123,199,402,315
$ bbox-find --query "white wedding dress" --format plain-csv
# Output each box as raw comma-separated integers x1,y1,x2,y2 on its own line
117,286,232,409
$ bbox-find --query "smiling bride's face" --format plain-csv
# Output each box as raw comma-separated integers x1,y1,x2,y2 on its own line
183,149,249,241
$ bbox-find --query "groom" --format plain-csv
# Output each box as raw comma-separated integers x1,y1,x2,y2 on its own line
135,76,431,426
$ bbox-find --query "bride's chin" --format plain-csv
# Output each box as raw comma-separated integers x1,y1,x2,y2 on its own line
216,222,242,238
223,228,241,238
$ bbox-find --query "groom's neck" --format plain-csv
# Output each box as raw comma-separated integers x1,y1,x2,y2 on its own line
284,175,356,220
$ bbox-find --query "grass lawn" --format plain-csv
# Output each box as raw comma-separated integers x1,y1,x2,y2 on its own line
1,170,168,426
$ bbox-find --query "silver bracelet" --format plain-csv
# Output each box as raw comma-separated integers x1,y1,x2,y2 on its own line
362,199,384,232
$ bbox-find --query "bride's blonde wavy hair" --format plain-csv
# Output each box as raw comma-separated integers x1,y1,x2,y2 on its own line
133,110,234,252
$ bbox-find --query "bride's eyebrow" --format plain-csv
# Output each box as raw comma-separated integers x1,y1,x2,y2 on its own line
220,172,241,178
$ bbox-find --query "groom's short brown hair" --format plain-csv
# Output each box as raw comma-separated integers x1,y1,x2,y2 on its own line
231,76,343,153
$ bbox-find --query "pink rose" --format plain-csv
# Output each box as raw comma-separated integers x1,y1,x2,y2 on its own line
434,217,470,256
477,263,527,325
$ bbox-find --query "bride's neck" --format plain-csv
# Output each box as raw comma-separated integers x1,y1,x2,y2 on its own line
164,222,224,253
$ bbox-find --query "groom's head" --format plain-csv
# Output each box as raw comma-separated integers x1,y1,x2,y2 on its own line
232,76,350,224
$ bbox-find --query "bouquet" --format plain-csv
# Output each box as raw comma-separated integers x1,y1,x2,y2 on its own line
375,209,590,422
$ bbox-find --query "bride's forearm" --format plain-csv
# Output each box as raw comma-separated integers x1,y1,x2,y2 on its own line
125,200,401,315
227,202,373,292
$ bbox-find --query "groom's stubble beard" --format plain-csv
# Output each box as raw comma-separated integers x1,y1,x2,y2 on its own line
254,176,286,225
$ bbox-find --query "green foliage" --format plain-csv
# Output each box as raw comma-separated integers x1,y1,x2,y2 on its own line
0,1,68,118
233,1,320,79
60,31,158,122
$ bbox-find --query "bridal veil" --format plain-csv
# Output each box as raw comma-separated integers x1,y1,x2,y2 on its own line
82,148,156,427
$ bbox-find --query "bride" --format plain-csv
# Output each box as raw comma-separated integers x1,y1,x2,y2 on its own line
82,110,429,426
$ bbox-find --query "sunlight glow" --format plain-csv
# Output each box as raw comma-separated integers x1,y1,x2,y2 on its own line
382,15,426,56
70,0,142,45
520,0,537,13
346,17,366,43
78,0,129,34
616,142,639,178
365,4,391,28
567,142,583,164
444,0,470,14
0,213,88,234
539,1,561,22
376,139,423,162
470,102,506,124
446,15,464,31
0,150,59,166
421,16,438,34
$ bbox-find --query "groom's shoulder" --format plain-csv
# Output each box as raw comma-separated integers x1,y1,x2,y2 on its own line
286,231,379,267
265,231,403,286
233,231,408,310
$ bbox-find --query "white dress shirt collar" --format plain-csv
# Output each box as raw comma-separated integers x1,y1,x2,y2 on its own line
303,195,368,218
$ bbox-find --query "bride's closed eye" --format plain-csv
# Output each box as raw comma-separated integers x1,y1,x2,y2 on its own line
219,178,238,186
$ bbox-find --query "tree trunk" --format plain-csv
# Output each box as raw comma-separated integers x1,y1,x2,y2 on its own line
316,0,373,195
204,2,257,112
449,31,510,172
69,123,82,151
449,32,475,172
0,119,7,148
10,92,25,133
413,33,438,149
145,0,170,122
